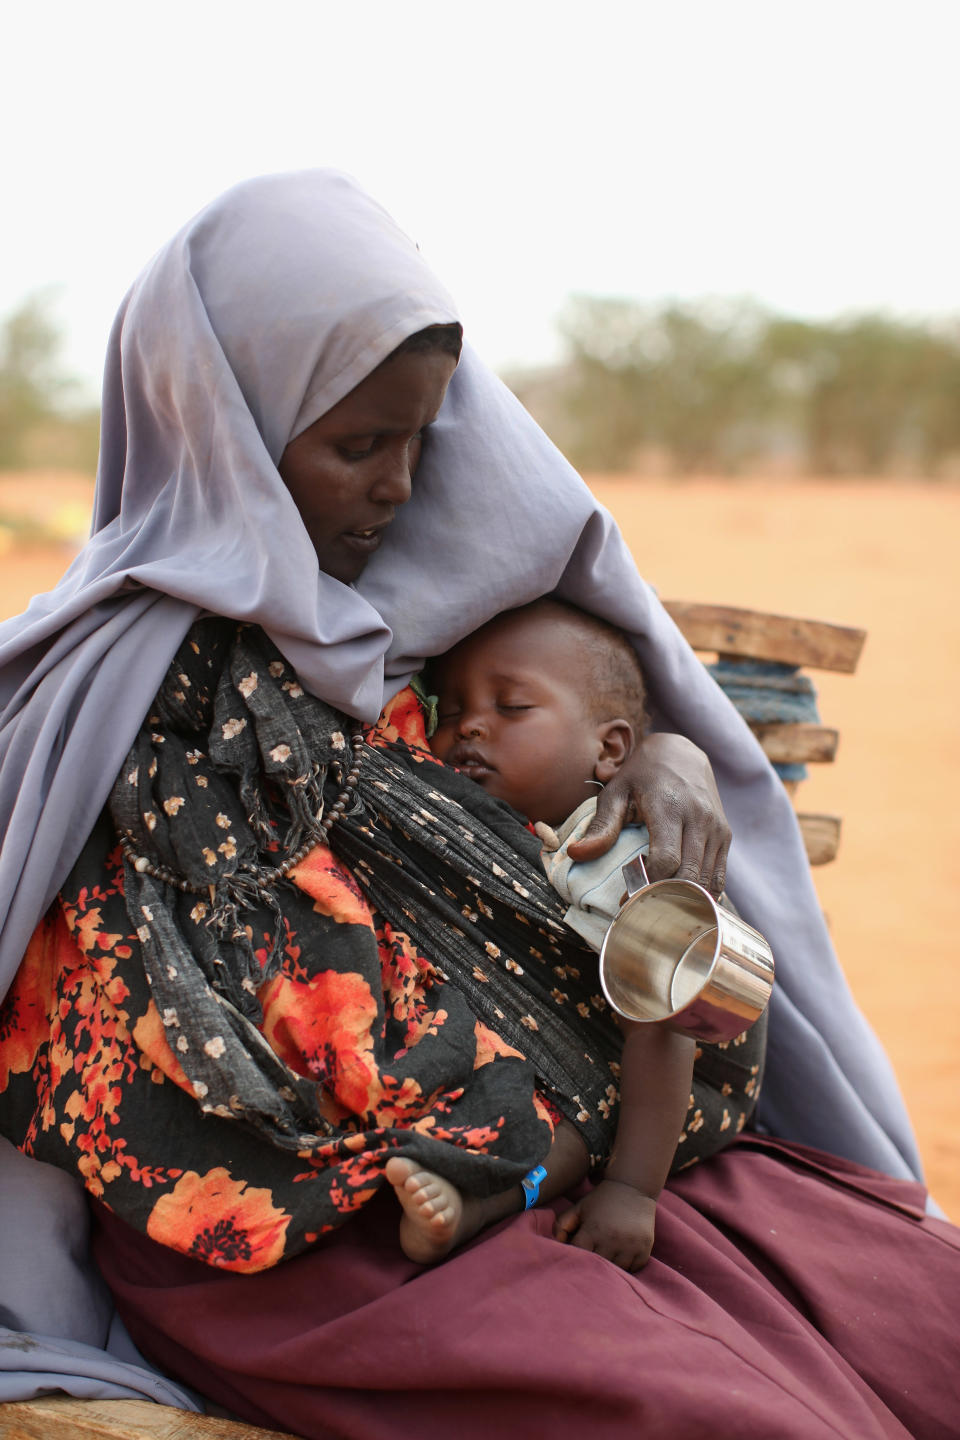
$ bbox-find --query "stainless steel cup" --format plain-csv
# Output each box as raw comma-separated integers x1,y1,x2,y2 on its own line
598,854,775,1043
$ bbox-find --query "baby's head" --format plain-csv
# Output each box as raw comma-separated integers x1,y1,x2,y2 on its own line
429,598,647,827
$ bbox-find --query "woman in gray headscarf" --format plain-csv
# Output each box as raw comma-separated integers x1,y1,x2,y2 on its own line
0,172,956,1439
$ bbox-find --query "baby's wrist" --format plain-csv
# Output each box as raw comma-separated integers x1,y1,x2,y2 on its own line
600,1174,658,1202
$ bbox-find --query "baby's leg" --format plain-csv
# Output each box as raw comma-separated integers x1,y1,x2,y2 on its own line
386,1120,589,1264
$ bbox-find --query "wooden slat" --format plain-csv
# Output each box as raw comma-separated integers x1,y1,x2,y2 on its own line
797,813,841,866
0,1397,296,1440
663,600,866,673
752,722,839,765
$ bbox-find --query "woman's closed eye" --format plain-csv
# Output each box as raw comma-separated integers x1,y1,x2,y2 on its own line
338,429,425,464
337,436,377,461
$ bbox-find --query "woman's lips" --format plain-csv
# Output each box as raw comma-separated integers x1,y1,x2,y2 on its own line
341,525,387,557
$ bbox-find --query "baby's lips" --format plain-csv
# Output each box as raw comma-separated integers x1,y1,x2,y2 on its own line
448,745,493,772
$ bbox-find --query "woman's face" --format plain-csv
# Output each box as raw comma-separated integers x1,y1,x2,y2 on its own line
279,347,457,583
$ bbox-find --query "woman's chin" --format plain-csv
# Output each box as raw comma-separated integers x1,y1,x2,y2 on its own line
315,548,372,586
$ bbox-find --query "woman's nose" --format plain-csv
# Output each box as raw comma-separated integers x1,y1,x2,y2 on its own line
370,444,415,506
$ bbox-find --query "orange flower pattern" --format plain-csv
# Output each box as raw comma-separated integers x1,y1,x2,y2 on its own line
146,1168,290,1271
0,624,763,1275
0,921,59,1092
0,683,558,1270
2,859,185,1200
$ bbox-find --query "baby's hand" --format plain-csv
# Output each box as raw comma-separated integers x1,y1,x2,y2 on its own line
553,1179,657,1272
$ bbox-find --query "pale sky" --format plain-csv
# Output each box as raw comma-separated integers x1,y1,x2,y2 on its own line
3,0,958,400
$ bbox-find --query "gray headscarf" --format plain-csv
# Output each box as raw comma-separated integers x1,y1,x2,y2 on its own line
0,170,923,1407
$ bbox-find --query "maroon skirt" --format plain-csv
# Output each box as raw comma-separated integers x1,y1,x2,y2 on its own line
91,1137,960,1440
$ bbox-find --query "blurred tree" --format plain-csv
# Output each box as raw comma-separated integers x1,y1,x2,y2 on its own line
634,302,772,473
0,292,63,466
509,298,960,477
0,292,99,471
535,295,780,474
761,315,960,474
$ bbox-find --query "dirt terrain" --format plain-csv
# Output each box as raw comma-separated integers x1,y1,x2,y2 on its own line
2,469,957,1216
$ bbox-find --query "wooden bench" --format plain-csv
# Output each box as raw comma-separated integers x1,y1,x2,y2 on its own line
663,600,866,866
0,600,864,1440
0,1396,297,1439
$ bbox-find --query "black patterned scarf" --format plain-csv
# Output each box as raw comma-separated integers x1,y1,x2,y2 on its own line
111,619,631,1164
0,618,763,1267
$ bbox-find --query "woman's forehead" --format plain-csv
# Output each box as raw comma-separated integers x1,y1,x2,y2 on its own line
309,350,457,435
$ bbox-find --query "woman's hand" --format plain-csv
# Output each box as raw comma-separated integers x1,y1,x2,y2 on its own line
566,732,730,896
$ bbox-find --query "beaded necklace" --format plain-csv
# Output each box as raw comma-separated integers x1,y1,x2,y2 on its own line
116,720,365,896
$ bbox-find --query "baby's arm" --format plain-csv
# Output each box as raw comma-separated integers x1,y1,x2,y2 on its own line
554,1022,695,1271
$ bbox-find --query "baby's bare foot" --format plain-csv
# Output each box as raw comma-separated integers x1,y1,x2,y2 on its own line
385,1155,464,1264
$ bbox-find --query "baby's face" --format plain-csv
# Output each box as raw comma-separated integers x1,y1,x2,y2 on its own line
430,612,609,827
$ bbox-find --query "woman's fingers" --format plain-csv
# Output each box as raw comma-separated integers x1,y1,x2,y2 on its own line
639,737,731,893
565,733,731,891
565,782,630,862
671,796,731,894
630,774,721,887
638,778,686,882
700,829,729,898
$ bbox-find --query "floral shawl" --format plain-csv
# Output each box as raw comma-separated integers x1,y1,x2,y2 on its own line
0,621,763,1272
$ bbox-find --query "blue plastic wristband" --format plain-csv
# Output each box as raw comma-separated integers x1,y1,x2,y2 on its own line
521,1163,548,1210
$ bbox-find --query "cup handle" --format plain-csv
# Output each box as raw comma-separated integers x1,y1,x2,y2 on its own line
621,852,651,897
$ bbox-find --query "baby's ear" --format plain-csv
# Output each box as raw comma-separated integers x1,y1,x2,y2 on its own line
594,719,634,783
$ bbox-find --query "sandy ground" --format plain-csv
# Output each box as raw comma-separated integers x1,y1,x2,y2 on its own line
1,470,958,1216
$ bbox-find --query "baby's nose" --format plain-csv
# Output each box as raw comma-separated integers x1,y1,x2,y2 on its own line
457,712,486,738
